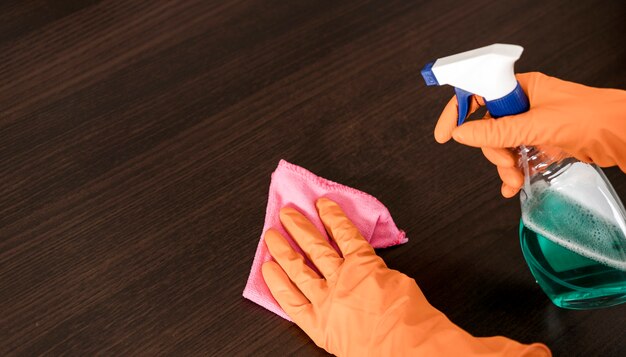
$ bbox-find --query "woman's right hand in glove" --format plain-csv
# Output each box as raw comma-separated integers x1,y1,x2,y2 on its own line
434,72,626,197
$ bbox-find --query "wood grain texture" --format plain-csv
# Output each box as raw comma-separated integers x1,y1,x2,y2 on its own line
1,0,625,355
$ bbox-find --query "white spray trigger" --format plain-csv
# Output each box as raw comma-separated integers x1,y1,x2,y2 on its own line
422,44,529,123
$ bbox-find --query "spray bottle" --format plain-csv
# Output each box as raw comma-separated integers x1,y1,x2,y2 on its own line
422,44,626,309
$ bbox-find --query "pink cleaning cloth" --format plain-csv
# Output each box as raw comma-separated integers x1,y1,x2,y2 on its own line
243,160,407,320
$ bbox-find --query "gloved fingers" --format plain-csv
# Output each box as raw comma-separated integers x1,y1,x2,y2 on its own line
496,165,524,194
264,229,326,299
262,261,315,324
493,167,523,199
315,197,375,258
501,182,521,198
452,111,541,149
480,146,523,198
481,147,517,167
279,208,343,279
475,336,552,357
575,143,614,166
514,72,538,91
590,154,615,167
434,94,483,143
434,96,460,143
572,152,593,163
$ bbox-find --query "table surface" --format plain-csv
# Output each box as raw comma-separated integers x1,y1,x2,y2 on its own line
1,0,625,355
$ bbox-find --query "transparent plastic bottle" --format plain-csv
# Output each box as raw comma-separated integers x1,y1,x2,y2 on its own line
518,146,626,309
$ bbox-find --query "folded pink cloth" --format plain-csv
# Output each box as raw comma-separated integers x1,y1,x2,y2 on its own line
243,160,407,320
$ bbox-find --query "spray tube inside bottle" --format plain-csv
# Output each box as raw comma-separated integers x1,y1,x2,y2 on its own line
422,44,626,309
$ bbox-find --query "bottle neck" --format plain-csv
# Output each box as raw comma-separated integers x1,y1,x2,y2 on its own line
518,146,573,181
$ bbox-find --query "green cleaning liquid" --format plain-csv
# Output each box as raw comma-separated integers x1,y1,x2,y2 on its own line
520,189,626,309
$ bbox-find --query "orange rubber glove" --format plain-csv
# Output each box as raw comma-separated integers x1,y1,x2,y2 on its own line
434,72,626,198
262,198,551,356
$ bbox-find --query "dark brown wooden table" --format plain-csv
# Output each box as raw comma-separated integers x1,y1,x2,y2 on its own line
1,1,625,355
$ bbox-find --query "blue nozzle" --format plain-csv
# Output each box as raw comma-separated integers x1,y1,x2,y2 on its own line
421,62,439,86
